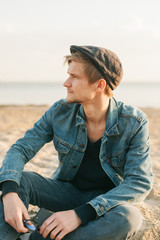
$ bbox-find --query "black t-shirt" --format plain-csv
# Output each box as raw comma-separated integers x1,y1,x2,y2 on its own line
72,138,115,191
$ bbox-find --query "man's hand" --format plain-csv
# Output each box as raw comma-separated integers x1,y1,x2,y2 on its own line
2,192,30,233
40,210,82,240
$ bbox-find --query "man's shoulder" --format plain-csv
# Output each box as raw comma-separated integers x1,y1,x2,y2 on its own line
49,99,81,113
116,100,147,122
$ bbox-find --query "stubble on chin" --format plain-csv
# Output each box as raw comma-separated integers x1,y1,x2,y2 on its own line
65,98,82,104
65,92,82,104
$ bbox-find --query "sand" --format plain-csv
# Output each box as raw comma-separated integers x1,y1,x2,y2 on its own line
0,105,160,239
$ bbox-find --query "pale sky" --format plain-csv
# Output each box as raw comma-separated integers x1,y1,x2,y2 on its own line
0,0,160,83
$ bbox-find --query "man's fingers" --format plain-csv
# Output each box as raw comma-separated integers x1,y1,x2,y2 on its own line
23,210,30,221
5,213,27,233
42,219,60,238
11,216,28,233
55,229,67,240
40,214,55,235
23,211,32,227
50,224,64,240
5,217,16,230
40,210,80,239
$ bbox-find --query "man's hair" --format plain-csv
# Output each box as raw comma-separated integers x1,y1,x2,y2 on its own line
64,51,113,97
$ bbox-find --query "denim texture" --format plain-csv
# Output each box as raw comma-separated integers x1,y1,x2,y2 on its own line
0,172,142,240
0,97,153,217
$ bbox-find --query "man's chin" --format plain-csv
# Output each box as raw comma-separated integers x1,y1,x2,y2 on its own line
65,98,81,104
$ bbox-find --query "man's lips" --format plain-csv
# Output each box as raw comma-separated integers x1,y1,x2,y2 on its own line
67,89,73,93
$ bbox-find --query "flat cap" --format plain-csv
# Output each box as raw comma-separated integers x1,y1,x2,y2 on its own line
70,45,123,90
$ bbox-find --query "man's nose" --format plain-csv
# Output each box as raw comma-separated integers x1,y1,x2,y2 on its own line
63,78,72,88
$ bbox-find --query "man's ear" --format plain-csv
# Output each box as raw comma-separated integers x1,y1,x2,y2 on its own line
96,79,106,92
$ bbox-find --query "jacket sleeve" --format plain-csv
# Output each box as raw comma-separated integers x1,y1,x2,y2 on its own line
88,115,153,217
0,103,56,189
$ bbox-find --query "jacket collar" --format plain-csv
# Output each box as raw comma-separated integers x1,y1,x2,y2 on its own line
104,97,119,136
76,104,86,126
76,97,119,136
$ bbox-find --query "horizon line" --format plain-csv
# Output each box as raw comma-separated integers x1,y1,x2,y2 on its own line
0,80,160,84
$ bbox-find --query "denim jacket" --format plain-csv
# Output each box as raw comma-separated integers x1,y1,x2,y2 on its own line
0,97,153,216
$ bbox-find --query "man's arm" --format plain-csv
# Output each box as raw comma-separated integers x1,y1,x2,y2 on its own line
1,181,29,233
88,114,153,217
0,103,58,232
0,104,55,190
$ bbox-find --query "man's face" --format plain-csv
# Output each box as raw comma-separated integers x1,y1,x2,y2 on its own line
63,61,97,104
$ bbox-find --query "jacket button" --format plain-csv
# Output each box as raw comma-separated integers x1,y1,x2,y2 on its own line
73,165,77,168
100,206,105,211
82,128,85,132
80,144,85,148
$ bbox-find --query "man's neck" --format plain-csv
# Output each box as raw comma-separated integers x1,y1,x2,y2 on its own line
83,96,110,125
82,95,110,142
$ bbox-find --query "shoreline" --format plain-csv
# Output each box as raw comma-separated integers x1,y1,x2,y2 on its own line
0,104,160,108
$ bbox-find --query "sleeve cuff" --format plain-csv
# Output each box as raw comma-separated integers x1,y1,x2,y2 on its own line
74,203,97,226
1,181,19,199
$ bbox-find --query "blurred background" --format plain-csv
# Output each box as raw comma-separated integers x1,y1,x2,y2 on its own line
0,0,160,107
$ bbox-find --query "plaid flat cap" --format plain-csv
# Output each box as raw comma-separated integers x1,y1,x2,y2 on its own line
70,45,123,90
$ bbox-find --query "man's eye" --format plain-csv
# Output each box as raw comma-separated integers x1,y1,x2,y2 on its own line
72,75,77,79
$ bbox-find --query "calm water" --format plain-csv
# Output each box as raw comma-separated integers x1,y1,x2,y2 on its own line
0,82,160,107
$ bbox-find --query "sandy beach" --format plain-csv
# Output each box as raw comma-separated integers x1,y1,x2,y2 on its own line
0,105,160,239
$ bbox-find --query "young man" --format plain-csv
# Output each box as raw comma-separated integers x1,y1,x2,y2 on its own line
0,45,153,240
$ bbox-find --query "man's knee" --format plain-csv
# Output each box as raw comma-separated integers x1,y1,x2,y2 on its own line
113,204,142,238
99,204,142,240
123,205,142,228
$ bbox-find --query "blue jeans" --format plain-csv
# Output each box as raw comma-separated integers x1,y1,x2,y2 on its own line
0,172,142,240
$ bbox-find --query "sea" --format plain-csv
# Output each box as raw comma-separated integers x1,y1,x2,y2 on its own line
0,82,160,108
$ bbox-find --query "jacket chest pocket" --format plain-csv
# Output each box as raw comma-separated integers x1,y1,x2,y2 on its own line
108,151,126,169
53,137,70,163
